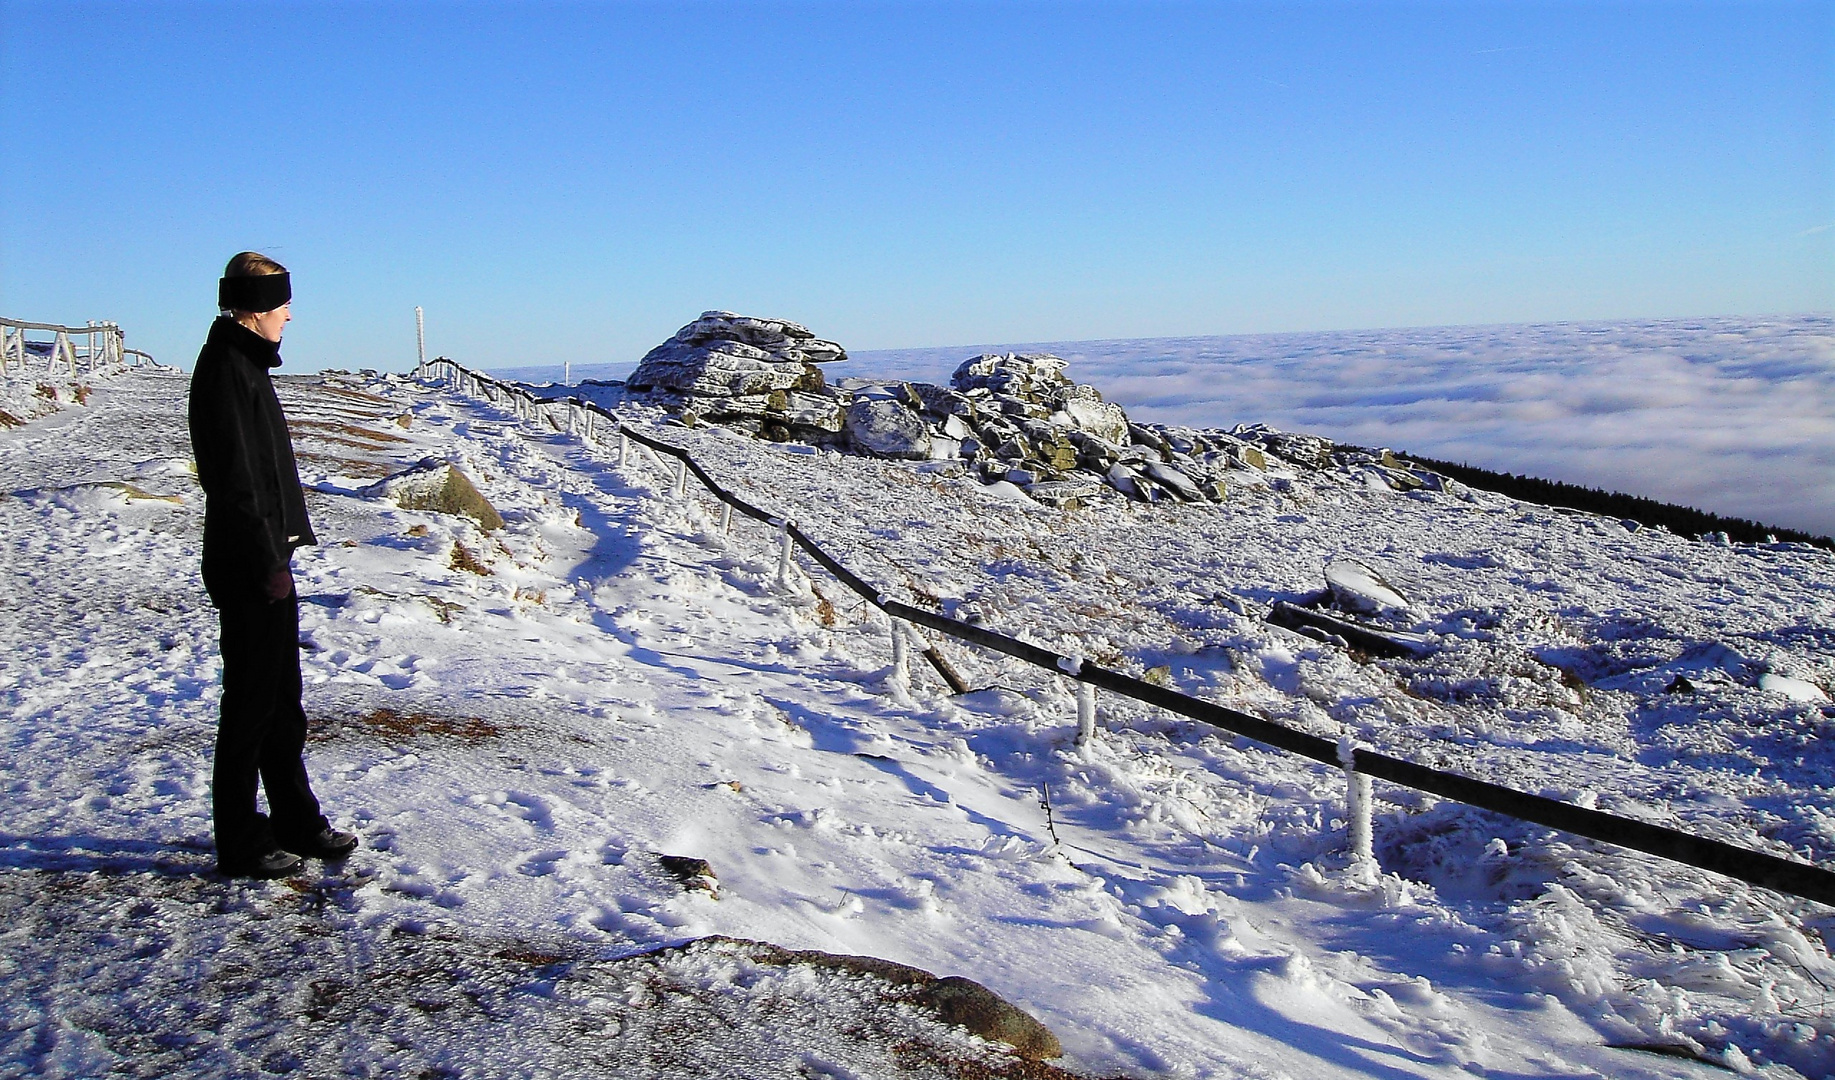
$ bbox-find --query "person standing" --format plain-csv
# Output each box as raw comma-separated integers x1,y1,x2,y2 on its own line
188,252,356,879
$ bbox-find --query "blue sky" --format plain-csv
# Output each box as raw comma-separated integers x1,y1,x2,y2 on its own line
2,1,1829,372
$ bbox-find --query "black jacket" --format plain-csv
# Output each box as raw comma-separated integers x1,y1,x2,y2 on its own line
188,316,317,606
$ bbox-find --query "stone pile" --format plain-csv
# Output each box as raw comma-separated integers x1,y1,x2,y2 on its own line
625,313,1447,509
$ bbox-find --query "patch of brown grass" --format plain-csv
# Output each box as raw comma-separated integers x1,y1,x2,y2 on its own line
289,418,411,445
450,541,492,575
316,384,392,405
810,585,838,627
315,707,505,744
0,410,20,429
295,451,394,479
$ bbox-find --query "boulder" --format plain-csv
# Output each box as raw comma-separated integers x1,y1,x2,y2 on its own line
845,398,933,458
1026,478,1104,508
1060,392,1129,445
672,311,845,361
950,352,1071,399
1324,559,1409,615
628,311,850,439
368,460,504,531
1106,462,1144,499
1142,461,1203,501
627,339,807,397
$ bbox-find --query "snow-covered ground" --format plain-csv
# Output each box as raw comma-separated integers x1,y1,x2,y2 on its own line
3,358,1833,1077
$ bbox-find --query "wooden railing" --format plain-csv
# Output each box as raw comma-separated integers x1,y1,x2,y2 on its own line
0,316,154,376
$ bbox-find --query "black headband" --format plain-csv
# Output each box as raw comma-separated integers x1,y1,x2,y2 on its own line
218,273,292,313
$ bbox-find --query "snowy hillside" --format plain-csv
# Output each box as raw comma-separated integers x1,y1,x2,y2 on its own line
3,360,1833,1078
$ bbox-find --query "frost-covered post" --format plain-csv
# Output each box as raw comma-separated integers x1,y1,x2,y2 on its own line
673,457,689,499
1074,681,1098,745
52,330,73,374
775,518,794,589
719,501,733,535
415,306,426,374
1338,737,1375,865
618,433,629,467
890,619,911,685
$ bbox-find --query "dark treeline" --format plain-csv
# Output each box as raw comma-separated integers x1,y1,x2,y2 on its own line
1403,455,1835,552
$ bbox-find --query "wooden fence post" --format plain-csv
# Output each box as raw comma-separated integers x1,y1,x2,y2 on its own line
1339,738,1374,864
776,518,794,589
891,619,911,685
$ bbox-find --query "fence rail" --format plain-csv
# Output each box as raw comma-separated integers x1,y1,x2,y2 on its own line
416,356,1835,908
1,315,152,376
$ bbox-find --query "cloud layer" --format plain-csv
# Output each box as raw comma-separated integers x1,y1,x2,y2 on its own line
849,316,1835,537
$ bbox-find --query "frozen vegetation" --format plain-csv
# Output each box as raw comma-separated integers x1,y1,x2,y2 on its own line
2,324,1834,1076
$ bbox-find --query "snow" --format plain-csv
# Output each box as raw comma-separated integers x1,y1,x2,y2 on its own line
2,352,1834,1078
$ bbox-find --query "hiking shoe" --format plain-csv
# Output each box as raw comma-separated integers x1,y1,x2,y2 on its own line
281,827,359,861
220,848,304,879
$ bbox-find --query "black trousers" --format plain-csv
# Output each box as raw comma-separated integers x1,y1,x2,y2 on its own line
213,592,325,860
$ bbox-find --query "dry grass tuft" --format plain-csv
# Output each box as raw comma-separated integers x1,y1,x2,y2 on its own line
314,706,506,745
450,541,492,575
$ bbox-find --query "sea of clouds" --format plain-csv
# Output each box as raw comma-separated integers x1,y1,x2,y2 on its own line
500,315,1835,538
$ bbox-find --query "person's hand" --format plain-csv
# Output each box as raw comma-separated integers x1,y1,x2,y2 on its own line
264,566,293,602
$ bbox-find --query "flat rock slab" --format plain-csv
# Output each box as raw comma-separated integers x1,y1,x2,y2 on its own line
1324,558,1409,614
647,936,1066,1063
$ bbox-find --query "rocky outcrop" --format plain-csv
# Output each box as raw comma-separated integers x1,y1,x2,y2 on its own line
626,313,1455,510
627,311,847,438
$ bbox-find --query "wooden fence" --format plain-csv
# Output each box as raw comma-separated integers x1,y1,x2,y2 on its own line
0,316,154,376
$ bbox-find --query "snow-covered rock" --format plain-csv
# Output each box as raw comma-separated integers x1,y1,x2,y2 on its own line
845,398,932,459
1324,558,1409,614
627,311,846,439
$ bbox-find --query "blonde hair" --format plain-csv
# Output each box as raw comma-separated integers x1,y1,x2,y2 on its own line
224,251,287,278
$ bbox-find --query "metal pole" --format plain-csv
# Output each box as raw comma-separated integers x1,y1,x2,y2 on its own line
415,307,426,374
